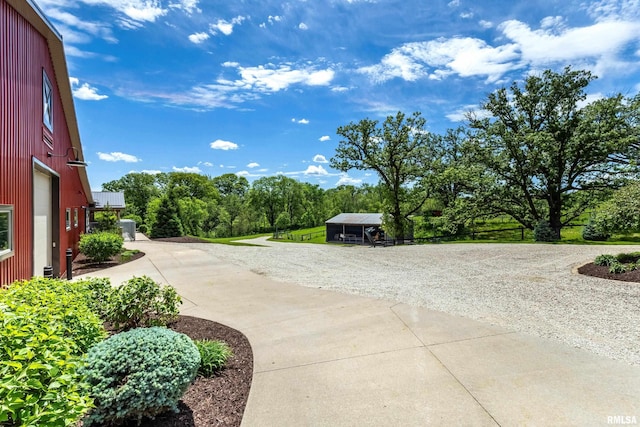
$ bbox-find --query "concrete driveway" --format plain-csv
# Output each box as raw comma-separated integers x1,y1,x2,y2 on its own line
86,237,640,426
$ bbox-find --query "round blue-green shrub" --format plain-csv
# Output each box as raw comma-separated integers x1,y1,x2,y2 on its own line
81,327,200,426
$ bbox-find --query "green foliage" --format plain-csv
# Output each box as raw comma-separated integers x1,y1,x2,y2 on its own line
120,249,140,262
534,220,558,242
74,277,112,320
93,204,120,234
594,254,617,266
123,213,143,226
150,197,183,238
79,231,124,263
608,261,627,274
105,276,181,331
194,339,233,377
0,278,107,426
467,67,639,236
81,327,200,426
332,111,438,243
593,181,640,235
582,221,609,241
615,251,640,263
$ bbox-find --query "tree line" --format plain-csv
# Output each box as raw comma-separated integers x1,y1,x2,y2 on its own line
104,68,640,241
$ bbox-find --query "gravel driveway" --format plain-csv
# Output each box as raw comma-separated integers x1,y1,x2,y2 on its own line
196,239,640,366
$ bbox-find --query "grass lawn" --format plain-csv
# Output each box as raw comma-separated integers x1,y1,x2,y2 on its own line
198,233,270,246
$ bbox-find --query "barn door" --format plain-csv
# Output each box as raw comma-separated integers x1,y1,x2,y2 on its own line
33,169,52,276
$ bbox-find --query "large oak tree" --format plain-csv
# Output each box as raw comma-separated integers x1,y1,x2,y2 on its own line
331,111,437,241
467,67,639,239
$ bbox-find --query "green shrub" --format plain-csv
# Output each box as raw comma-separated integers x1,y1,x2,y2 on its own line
534,220,558,242
194,340,233,377
0,278,106,426
106,276,181,331
594,254,617,266
120,249,140,262
79,232,124,263
81,327,200,426
608,261,627,274
93,205,120,234
582,222,609,241
74,277,112,320
615,251,640,264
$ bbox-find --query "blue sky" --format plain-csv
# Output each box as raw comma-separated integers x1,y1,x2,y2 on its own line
38,0,640,190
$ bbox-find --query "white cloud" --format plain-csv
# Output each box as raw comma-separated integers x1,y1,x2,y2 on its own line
313,154,328,163
336,174,362,186
479,20,493,29
173,166,202,173
499,19,640,68
169,0,200,14
247,162,260,168
188,32,209,44
236,170,265,177
359,15,640,84
447,0,460,7
97,151,140,162
139,169,162,175
587,0,640,22
360,38,520,83
131,60,336,109
460,12,473,19
230,63,334,92
319,135,330,142
298,22,308,30
70,77,108,100
304,165,328,176
210,139,239,150
210,16,246,36
446,104,490,122
198,161,214,167
292,118,309,124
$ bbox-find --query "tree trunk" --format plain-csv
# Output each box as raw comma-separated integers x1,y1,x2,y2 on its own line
548,195,562,241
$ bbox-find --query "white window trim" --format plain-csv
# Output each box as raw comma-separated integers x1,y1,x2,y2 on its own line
0,205,14,261
74,208,79,228
65,208,71,231
43,70,54,133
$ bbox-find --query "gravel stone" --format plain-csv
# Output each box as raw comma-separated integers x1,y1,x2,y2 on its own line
196,239,640,366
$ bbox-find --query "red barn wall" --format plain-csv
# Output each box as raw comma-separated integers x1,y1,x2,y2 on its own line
1,0,89,286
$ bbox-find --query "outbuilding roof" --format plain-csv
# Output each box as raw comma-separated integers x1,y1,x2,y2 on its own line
92,191,126,209
325,213,383,225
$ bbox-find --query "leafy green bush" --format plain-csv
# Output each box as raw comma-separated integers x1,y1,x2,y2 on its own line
79,231,124,263
150,197,183,238
609,261,627,274
615,251,640,264
194,340,233,377
0,278,106,426
594,254,617,266
93,205,120,234
120,249,140,262
81,327,200,426
582,221,609,241
533,220,558,242
106,276,181,331
75,277,112,320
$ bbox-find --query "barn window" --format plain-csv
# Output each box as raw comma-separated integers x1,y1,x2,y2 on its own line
43,70,53,133
65,208,71,231
74,208,79,228
0,205,14,260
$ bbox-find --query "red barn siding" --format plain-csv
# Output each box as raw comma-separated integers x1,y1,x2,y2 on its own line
0,0,90,286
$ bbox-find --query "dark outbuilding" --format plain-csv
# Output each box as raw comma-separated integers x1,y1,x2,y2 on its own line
325,213,385,245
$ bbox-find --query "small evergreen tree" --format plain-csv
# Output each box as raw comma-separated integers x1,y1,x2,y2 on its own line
150,197,183,238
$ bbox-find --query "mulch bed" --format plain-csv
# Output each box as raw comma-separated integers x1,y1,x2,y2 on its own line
119,315,253,427
74,241,253,426
578,262,640,283
72,251,146,276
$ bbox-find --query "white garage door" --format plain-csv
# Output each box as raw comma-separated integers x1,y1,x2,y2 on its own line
33,169,52,276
